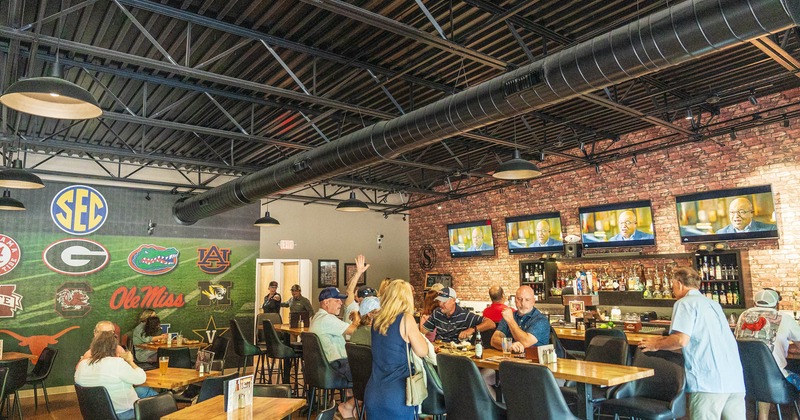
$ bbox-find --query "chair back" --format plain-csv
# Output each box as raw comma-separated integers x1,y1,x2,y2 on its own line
253,384,292,397
230,319,260,358
421,361,446,416
0,367,8,400
315,404,337,420
260,313,283,326
549,326,571,359
584,328,627,349
74,384,119,420
612,349,686,416
134,392,178,420
156,347,192,368
737,338,799,404
344,343,372,402
263,320,296,358
301,332,351,390
500,361,578,420
585,336,629,365
0,358,28,393
211,336,229,361
196,372,239,403
438,353,506,420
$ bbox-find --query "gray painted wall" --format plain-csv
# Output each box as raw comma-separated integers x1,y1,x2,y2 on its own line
258,200,410,306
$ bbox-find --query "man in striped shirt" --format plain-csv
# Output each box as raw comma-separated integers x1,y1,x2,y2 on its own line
421,287,495,343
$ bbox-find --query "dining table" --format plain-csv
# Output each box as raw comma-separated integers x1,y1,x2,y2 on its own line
161,395,305,420
271,324,309,339
0,352,38,363
440,347,654,420
142,367,219,389
552,326,656,346
135,340,209,351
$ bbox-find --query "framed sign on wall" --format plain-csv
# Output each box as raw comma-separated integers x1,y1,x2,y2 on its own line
318,259,339,288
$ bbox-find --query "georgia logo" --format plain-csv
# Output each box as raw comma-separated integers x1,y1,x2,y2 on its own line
0,235,21,276
197,245,231,274
128,244,179,275
51,185,108,235
43,239,109,276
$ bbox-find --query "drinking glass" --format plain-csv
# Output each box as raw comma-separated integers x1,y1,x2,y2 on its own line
502,337,513,356
159,356,169,375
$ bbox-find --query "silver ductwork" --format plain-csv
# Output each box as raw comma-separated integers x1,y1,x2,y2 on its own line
174,0,800,224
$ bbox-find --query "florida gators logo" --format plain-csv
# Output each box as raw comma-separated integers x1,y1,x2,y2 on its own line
197,245,231,274
50,185,108,235
128,244,179,275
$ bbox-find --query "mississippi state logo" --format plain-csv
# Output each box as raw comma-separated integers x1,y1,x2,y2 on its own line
197,245,231,274
0,235,21,276
55,282,93,318
198,281,233,307
43,239,109,276
0,285,23,317
51,185,108,235
128,244,179,275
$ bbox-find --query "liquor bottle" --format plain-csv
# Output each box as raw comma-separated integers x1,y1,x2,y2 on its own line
719,283,728,305
730,265,738,280
726,283,734,306
707,257,715,281
702,257,710,280
715,257,723,280
700,282,706,296
524,266,531,283
474,331,483,359
711,283,720,303
732,283,740,306
705,282,712,299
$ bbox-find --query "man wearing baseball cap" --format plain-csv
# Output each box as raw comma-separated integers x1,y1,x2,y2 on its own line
735,288,800,419
309,286,359,418
342,255,372,323
421,287,495,343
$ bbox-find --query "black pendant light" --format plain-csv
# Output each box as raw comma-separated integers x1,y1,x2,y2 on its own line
336,192,369,212
254,211,280,227
0,190,25,211
0,159,45,189
492,150,542,180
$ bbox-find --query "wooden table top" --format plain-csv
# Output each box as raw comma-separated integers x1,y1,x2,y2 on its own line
136,341,208,351
552,327,655,346
441,348,653,387
143,367,219,389
273,324,309,337
162,395,305,420
0,352,37,363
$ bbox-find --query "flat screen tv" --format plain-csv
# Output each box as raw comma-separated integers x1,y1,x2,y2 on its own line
579,200,656,248
505,212,564,253
675,185,778,243
447,220,495,258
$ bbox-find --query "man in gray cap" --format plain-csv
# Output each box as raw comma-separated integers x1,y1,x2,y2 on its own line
421,287,495,343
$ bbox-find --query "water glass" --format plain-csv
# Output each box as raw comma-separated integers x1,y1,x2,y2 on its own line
502,337,513,355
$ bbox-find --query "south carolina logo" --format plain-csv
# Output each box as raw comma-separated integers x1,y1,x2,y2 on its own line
128,244,179,275
55,282,93,318
43,239,109,276
197,245,231,274
0,235,21,276
51,185,108,235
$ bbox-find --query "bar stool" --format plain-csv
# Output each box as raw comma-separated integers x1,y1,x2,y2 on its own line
262,319,303,395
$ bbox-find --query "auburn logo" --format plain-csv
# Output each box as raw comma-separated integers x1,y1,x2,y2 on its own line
50,185,108,235
197,245,231,274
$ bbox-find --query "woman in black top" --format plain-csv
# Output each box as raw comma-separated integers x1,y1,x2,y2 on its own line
262,281,282,313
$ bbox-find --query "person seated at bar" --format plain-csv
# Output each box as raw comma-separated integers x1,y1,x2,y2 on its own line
482,285,511,324
638,268,745,420
419,286,443,342
350,296,380,346
132,315,165,363
735,288,800,420
75,331,147,420
421,287,496,343
490,285,549,353
309,287,360,419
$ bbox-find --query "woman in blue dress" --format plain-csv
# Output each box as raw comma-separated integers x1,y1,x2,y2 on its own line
365,279,430,418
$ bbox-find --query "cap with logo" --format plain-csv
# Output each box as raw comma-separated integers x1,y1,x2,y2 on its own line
357,286,377,299
319,287,348,301
754,288,781,308
359,296,381,316
269,281,278,287
435,287,457,302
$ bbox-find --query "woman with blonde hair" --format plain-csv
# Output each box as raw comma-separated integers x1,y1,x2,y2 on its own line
377,277,392,297
365,280,429,418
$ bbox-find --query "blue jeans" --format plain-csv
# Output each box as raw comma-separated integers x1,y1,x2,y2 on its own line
787,372,800,390
135,386,158,398
117,409,135,420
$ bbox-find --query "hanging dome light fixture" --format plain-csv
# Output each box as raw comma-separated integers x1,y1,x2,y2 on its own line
0,159,45,189
336,192,369,212
0,190,26,211
492,150,542,180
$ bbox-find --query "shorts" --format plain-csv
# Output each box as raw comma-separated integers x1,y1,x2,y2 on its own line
786,372,800,390
330,358,353,382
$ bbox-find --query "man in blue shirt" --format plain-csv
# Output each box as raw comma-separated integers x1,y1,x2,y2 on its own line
716,197,776,233
491,285,549,352
421,287,495,342
608,210,654,241
639,268,745,420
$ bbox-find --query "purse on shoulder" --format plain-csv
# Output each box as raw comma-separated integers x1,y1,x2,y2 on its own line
405,318,428,406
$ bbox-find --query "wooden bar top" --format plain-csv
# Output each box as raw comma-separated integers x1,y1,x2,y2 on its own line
552,327,655,346
272,324,309,337
0,352,37,363
162,395,305,420
143,367,219,389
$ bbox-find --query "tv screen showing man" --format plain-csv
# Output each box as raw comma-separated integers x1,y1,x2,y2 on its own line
675,186,778,242
580,202,655,247
447,220,495,257
506,213,563,253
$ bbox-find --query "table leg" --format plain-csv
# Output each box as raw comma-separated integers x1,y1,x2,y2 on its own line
576,382,594,420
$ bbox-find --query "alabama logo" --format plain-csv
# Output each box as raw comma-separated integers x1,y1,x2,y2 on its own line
0,235,20,276
55,282,93,318
197,245,231,274
128,244,179,275
43,239,109,276
198,281,233,308
0,285,23,318
51,185,108,235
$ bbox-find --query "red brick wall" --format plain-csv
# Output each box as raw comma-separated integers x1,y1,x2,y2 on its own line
409,87,800,310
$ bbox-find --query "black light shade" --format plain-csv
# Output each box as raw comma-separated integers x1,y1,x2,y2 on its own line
0,190,25,211
0,76,102,120
492,150,542,180
0,159,45,189
254,211,280,227
336,192,369,212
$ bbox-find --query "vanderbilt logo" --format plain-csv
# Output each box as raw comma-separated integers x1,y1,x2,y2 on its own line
197,245,231,274
198,281,233,308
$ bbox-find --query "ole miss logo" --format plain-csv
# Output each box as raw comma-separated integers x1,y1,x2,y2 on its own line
197,245,231,274
51,185,108,235
0,235,21,276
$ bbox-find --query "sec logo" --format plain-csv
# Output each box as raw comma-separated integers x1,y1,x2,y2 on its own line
51,185,108,235
43,239,110,276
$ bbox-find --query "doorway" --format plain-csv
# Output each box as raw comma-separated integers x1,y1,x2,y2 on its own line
254,259,312,336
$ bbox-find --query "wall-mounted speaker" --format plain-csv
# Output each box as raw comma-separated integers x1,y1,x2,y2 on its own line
564,243,582,258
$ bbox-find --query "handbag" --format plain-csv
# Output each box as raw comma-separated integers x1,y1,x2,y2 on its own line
405,318,428,406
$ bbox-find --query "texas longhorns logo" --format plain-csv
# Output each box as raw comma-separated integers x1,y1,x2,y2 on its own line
0,326,80,359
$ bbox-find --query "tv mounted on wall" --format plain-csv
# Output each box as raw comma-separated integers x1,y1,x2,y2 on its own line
505,212,564,253
579,200,656,248
675,185,778,243
447,220,496,258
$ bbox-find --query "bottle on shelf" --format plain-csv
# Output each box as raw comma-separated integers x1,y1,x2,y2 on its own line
702,257,710,280
719,283,728,305
715,256,723,280
711,283,720,303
